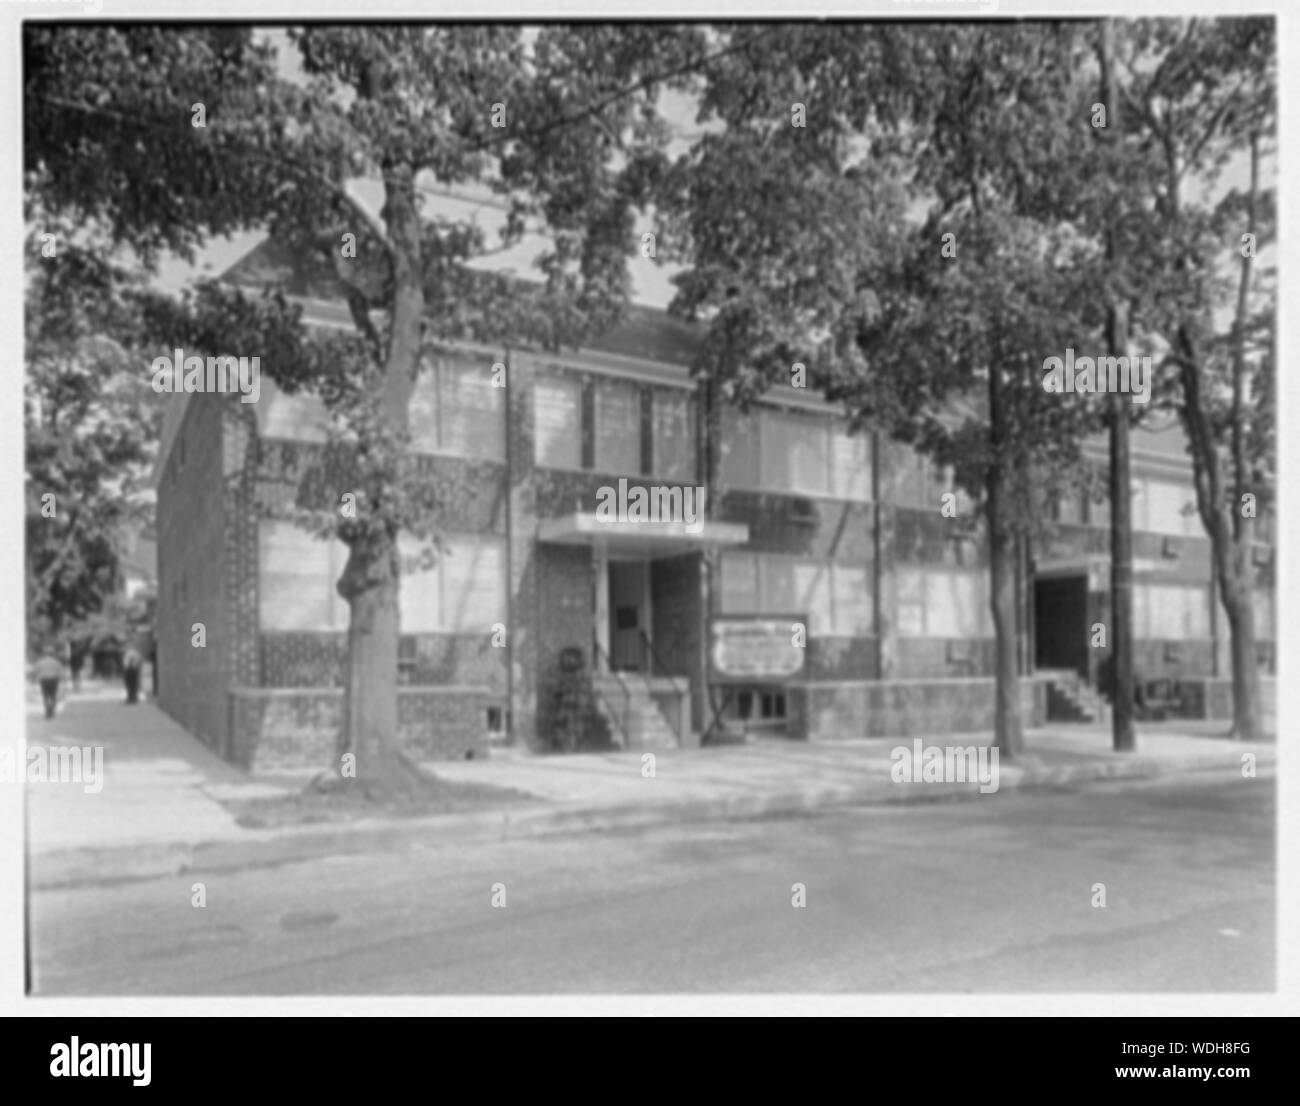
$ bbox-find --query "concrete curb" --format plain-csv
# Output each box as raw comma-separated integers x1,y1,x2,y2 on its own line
29,748,1272,890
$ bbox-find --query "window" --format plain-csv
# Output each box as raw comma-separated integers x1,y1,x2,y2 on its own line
408,355,505,460
440,358,505,458
1141,584,1211,639
1051,491,1084,525
832,564,873,636
593,378,642,474
721,553,872,636
882,440,928,505
398,534,441,634
653,390,696,481
831,424,872,501
720,407,761,490
896,567,992,638
260,521,347,631
792,561,832,636
534,372,582,469
734,690,787,721
1144,480,1199,537
260,522,505,634
257,379,330,443
760,557,799,613
720,407,872,500
436,534,508,633
763,409,831,496
720,552,759,614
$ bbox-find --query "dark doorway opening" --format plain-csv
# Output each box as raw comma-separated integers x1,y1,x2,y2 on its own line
608,561,647,672
1034,575,1088,677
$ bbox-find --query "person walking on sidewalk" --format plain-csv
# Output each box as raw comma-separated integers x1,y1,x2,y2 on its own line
122,644,143,705
33,650,64,719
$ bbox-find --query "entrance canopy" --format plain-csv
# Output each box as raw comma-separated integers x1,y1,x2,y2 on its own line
537,511,749,560
1036,554,1185,589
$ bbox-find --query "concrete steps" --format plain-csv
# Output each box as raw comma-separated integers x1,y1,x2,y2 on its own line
1042,669,1104,724
592,676,679,749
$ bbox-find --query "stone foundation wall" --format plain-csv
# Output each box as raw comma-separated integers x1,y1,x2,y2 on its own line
788,677,1049,741
229,685,495,771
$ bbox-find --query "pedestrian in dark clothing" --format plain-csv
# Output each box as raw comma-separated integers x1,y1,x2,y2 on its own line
69,640,86,691
122,645,142,704
34,652,63,719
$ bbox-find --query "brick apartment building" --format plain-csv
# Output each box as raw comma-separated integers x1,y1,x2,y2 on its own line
152,241,1276,771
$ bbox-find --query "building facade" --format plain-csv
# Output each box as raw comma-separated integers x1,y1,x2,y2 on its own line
152,281,1275,770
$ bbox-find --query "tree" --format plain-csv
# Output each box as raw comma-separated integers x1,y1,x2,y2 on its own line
660,23,1106,758
24,220,159,654
1106,17,1276,739
26,24,712,791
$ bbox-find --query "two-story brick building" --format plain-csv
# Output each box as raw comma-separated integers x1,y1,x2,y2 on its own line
151,237,1275,770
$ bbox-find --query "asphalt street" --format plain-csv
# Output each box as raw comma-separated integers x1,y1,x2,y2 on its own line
29,773,1273,994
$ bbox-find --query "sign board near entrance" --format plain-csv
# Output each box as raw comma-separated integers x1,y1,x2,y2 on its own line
709,616,807,682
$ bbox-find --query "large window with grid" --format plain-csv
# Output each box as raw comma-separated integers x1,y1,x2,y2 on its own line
407,354,506,460
534,371,583,469
593,378,642,474
721,406,871,501
896,566,992,638
720,552,873,636
260,522,505,634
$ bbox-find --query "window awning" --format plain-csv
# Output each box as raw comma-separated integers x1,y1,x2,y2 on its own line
537,512,749,560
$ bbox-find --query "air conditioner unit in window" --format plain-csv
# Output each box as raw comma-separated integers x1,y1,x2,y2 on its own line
788,498,818,525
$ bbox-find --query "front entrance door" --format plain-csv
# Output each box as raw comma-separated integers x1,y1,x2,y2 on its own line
1034,574,1089,676
609,561,647,671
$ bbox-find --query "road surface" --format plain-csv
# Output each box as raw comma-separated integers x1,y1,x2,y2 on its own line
29,773,1273,993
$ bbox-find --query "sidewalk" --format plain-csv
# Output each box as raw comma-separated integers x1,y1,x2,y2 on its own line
24,690,1276,889
23,688,278,881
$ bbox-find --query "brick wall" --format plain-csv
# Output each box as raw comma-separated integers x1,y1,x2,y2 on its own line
1194,677,1276,723
788,677,1049,741
534,543,597,748
897,638,996,678
258,631,506,690
807,636,880,680
229,686,492,771
717,491,874,560
156,395,234,755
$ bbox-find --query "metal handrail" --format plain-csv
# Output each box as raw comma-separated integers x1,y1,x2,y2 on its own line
637,629,689,739
637,629,688,694
591,636,633,748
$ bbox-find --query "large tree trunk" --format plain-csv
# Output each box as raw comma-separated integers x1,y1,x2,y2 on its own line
987,363,1024,759
1107,369,1136,753
335,540,410,794
1221,573,1262,740
988,512,1024,759
1169,130,1264,743
1097,18,1136,753
1177,330,1263,743
1219,129,1263,742
323,167,428,796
